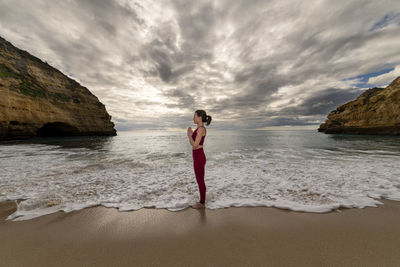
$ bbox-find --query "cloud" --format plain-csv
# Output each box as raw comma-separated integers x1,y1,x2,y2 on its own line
367,65,400,87
0,0,399,130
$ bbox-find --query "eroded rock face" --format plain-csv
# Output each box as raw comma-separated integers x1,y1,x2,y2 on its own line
318,76,400,135
0,35,117,140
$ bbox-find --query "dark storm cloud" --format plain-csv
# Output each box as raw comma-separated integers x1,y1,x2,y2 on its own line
270,87,365,116
209,1,400,121
163,88,195,108
171,0,217,53
0,0,400,130
135,0,218,111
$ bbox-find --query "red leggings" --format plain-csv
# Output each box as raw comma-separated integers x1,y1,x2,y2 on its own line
193,147,206,204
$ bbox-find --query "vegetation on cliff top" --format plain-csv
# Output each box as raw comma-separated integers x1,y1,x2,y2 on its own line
1,63,77,102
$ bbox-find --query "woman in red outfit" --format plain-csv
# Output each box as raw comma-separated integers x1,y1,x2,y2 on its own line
187,110,212,209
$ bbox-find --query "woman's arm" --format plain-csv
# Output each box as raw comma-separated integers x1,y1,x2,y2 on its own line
188,127,205,149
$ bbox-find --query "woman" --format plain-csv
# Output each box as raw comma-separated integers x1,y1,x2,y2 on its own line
187,110,212,209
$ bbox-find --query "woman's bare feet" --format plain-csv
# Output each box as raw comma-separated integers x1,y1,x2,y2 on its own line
191,202,205,209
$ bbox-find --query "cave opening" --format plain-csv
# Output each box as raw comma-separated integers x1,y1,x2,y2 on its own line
37,122,80,137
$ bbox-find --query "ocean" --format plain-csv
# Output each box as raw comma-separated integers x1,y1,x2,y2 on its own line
1,129,400,221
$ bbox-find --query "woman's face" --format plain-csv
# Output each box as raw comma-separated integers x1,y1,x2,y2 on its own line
193,112,199,124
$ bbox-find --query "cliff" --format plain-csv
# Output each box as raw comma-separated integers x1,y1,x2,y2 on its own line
0,35,117,140
318,76,400,135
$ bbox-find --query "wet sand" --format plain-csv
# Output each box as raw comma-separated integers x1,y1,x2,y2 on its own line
1,199,400,267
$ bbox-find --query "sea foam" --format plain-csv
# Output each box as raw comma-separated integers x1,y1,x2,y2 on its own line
1,131,400,221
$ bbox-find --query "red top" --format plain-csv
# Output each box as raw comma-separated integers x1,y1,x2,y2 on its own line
192,126,206,145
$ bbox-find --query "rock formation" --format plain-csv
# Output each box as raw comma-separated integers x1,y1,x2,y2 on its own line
318,76,400,135
0,35,117,140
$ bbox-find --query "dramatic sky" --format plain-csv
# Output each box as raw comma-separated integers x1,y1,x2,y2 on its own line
1,0,400,131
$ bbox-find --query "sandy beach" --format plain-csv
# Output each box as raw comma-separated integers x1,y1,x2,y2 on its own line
0,199,399,266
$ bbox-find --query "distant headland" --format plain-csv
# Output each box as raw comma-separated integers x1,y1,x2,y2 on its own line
318,76,400,135
0,35,117,140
